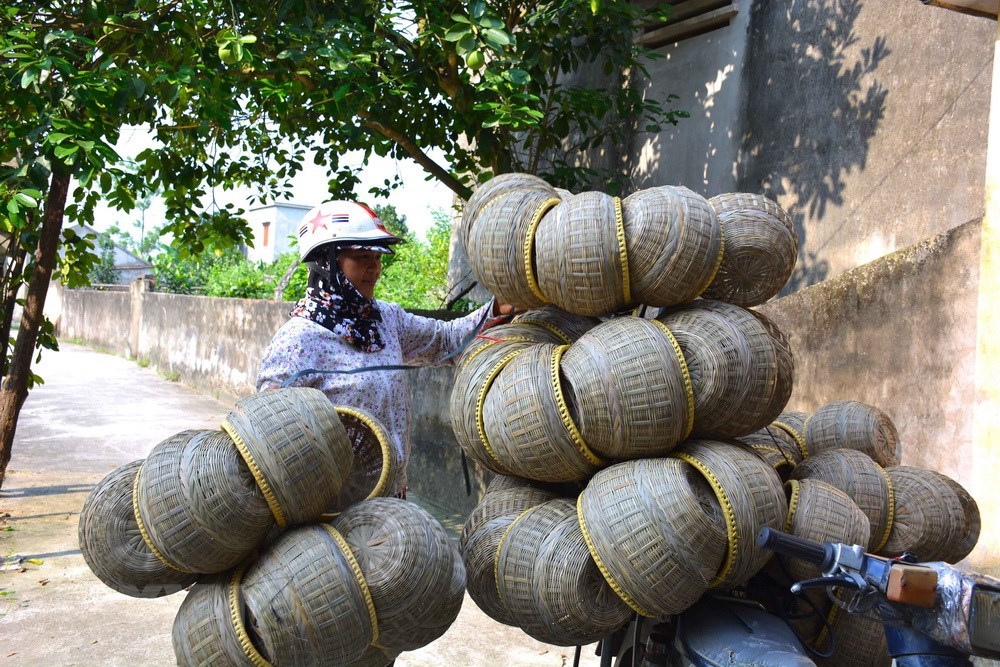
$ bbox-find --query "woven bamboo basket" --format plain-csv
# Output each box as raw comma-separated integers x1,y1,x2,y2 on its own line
240,524,375,665
749,309,795,415
657,300,793,437
467,187,563,310
461,485,560,626
78,460,197,598
221,387,354,527
173,573,257,667
769,478,871,649
479,474,580,502
790,449,893,552
736,419,806,479
333,498,465,651
671,439,787,588
512,305,601,344
940,472,981,562
814,599,892,667
450,338,538,475
621,185,723,307
134,429,273,574
879,466,979,563
803,401,901,467
535,192,630,316
559,317,692,459
494,498,631,646
482,342,602,482
577,458,728,617
330,406,398,512
460,172,558,253
345,645,400,667
702,193,798,307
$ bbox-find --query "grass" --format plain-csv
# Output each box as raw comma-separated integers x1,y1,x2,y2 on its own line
160,369,181,382
135,357,151,368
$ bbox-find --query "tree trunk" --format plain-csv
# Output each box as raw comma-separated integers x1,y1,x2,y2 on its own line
0,169,70,489
273,257,301,301
0,240,28,375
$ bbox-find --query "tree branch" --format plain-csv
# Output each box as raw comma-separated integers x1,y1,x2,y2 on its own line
358,111,472,200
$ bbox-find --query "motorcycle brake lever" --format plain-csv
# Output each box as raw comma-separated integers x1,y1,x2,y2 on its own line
790,575,862,594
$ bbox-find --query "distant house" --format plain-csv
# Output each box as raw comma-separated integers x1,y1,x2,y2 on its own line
244,202,313,264
66,224,153,285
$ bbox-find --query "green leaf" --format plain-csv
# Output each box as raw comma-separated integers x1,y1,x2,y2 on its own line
450,14,471,23
457,34,477,55
482,28,511,48
13,192,37,208
469,0,487,20
444,24,470,42
506,69,530,85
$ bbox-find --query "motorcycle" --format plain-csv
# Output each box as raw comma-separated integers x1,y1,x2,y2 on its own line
586,527,1000,667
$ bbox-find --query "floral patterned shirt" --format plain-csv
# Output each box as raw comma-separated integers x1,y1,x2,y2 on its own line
256,301,491,495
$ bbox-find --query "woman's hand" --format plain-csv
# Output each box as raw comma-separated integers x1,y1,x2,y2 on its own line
492,301,517,318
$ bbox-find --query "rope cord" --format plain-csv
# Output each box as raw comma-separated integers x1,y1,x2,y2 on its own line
649,320,695,440
671,452,740,587
335,406,392,500
575,494,655,618
613,197,632,305
228,567,274,667
222,419,288,528
874,464,895,553
322,525,380,646
784,479,800,533
773,419,808,459
523,197,560,303
694,227,726,298
550,346,604,467
130,463,193,574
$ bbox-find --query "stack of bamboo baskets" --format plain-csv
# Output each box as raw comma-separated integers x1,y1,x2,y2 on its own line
78,388,462,667
455,174,981,665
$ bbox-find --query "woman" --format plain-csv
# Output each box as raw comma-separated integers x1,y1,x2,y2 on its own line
256,200,512,498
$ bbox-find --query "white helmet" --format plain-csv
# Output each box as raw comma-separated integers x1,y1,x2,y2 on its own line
297,200,401,262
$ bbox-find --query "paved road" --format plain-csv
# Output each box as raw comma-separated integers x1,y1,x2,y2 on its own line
0,342,600,666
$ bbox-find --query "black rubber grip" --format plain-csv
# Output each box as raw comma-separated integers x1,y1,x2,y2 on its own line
758,527,830,568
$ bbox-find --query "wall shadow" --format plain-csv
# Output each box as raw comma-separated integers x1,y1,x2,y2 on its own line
737,0,890,293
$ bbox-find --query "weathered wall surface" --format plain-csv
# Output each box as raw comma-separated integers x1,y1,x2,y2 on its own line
759,218,982,483
48,285,488,511
632,0,993,292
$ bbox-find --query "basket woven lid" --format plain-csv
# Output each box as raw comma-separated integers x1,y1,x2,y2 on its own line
880,466,978,563
790,448,893,552
241,524,376,665
560,316,693,459
511,305,600,343
494,498,631,646
803,401,901,467
134,429,273,575
534,192,629,316
460,172,558,254
578,458,727,617
329,406,398,512
172,573,259,667
702,193,798,307
461,485,559,626
78,459,197,598
657,300,793,438
333,498,465,651
621,185,722,307
222,387,354,527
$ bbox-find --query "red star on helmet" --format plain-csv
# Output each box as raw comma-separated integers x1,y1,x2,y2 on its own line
308,210,330,232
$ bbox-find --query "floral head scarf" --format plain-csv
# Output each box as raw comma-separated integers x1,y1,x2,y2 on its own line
290,255,384,353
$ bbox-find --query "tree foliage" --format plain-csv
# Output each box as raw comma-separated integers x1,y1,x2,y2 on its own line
0,0,685,485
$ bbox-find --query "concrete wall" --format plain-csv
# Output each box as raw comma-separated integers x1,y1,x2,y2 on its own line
46,283,490,511
632,0,993,291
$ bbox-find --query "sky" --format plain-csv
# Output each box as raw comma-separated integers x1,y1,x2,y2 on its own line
91,125,457,243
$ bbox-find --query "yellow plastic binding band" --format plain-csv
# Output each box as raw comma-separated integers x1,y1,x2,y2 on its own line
323,525,380,646
649,320,695,440
523,197,560,303
784,480,800,533
672,452,739,587
223,419,287,529
773,420,808,460
576,494,656,618
229,567,274,667
550,346,605,467
335,406,391,500
475,349,529,470
131,463,193,574
694,227,726,298
874,464,895,553
613,197,632,305
513,318,571,345
493,505,543,604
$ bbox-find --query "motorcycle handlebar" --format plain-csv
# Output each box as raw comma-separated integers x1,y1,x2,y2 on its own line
757,527,833,570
